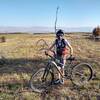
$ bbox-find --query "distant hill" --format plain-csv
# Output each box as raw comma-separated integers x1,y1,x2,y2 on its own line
0,26,93,33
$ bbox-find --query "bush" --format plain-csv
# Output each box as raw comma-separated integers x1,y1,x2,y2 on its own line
92,26,100,37
0,36,6,43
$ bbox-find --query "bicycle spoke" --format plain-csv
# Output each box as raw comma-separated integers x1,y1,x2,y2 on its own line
71,63,93,86
30,68,52,93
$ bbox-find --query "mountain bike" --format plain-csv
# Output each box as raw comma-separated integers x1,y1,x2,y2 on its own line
29,51,93,93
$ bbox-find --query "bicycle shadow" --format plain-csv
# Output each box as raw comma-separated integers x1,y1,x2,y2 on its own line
0,57,46,73
0,57,47,93
40,83,79,100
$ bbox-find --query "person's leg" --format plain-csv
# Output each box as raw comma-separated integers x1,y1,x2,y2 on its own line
56,55,61,81
53,55,66,84
60,55,67,84
53,55,62,84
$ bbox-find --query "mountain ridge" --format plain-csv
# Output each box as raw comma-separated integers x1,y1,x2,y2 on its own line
0,26,93,33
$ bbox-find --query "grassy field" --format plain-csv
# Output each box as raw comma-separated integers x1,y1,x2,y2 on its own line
0,33,100,100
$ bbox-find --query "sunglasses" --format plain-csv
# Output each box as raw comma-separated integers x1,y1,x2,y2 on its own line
57,34,63,37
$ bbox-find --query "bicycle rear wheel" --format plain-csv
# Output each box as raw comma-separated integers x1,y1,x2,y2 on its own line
29,68,53,93
71,63,93,86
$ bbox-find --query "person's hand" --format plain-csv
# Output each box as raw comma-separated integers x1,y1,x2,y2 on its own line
70,54,73,57
45,50,49,55
69,54,75,61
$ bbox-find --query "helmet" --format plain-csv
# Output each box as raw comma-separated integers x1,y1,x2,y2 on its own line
56,29,64,36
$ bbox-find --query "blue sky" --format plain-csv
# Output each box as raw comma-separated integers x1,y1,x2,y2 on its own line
0,0,100,27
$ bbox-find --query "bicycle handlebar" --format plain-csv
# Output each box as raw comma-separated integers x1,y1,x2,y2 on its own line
45,51,75,61
45,51,55,59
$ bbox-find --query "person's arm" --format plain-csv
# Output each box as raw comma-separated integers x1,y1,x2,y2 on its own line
67,44,73,56
45,41,55,55
48,42,55,50
65,40,73,56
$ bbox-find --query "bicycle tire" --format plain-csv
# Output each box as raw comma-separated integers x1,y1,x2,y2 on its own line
71,63,93,86
29,68,53,93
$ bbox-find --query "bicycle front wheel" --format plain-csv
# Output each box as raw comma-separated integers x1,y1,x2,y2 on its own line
29,68,53,93
71,63,93,86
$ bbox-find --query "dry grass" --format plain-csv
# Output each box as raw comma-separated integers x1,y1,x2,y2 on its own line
0,33,100,100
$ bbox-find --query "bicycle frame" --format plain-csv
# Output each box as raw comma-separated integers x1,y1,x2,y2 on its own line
50,60,64,78
42,55,75,82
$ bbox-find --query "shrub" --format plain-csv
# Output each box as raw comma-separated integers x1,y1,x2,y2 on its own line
92,26,100,37
0,36,6,43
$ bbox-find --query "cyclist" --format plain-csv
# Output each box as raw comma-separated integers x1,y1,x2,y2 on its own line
45,29,73,84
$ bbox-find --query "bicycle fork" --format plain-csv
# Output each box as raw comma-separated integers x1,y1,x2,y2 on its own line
41,63,54,83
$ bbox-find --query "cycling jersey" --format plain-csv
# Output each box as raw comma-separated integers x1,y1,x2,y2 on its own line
54,38,70,56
